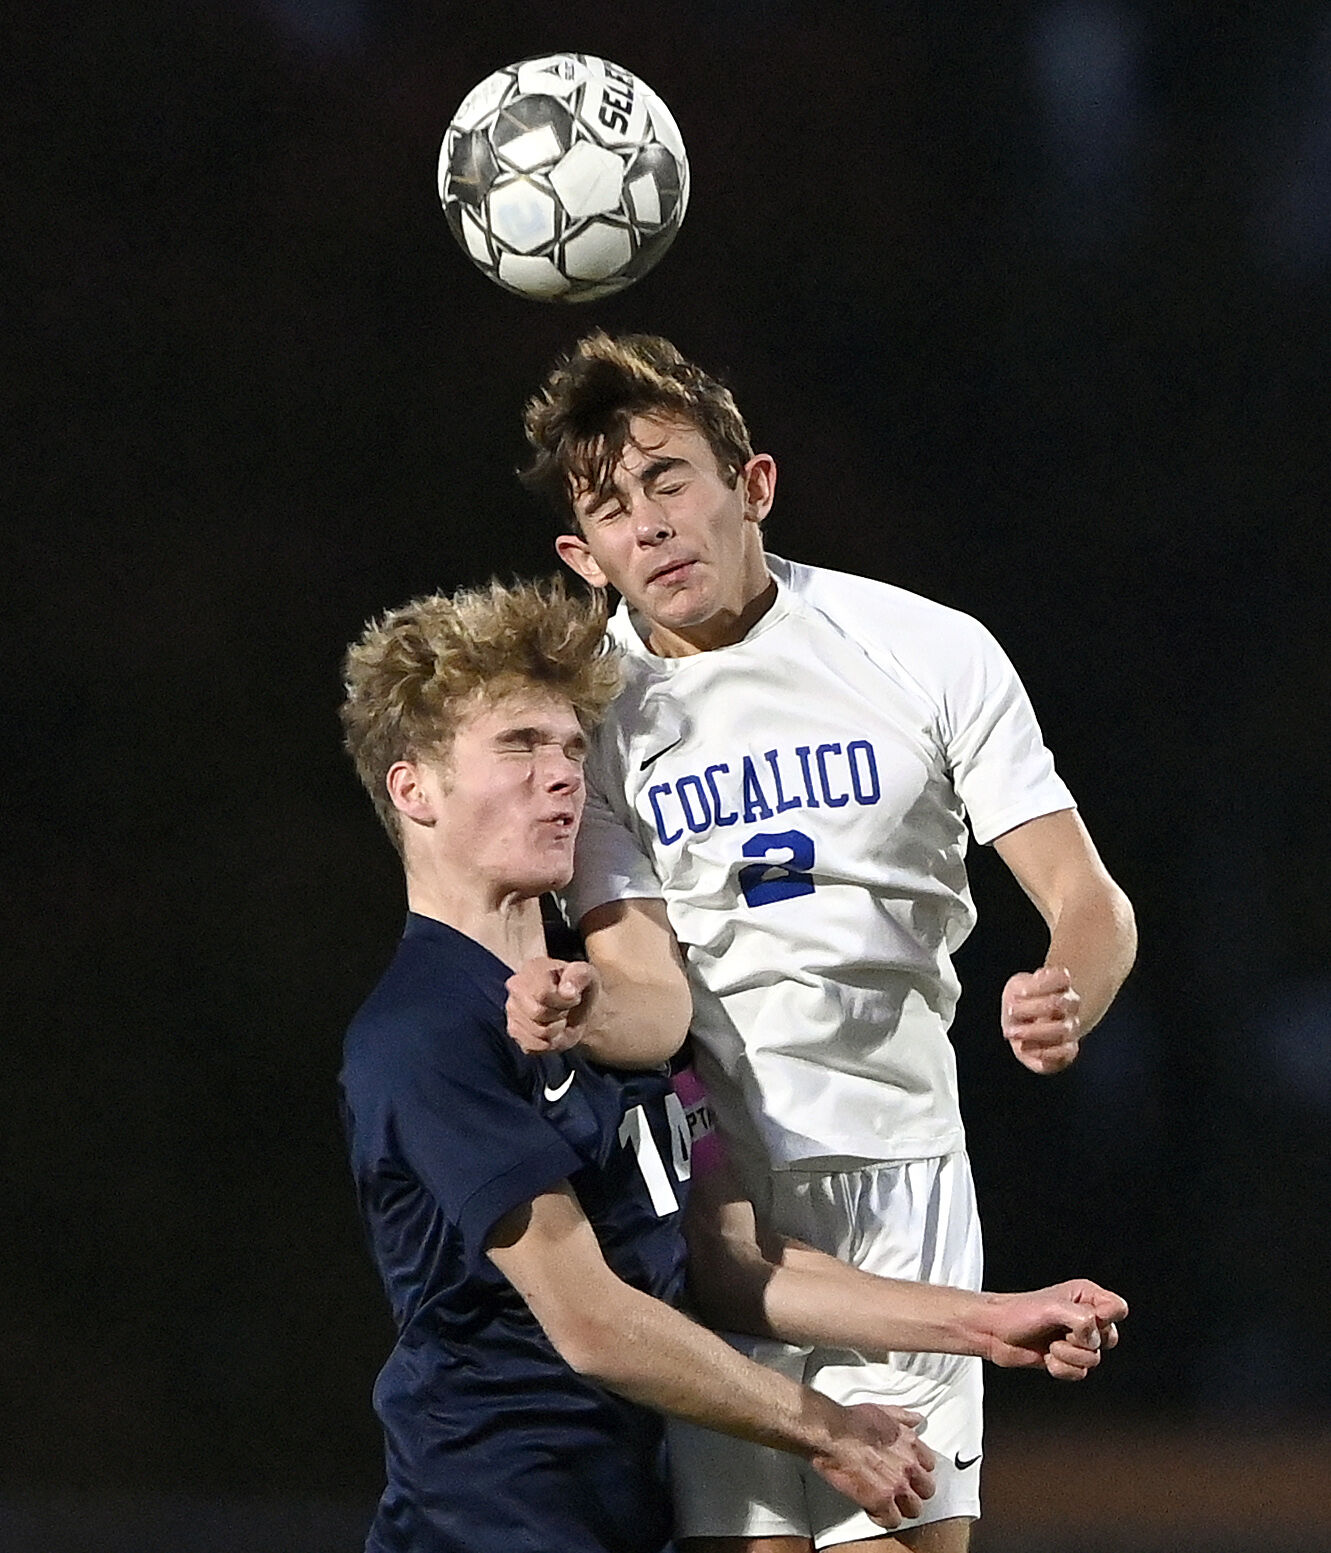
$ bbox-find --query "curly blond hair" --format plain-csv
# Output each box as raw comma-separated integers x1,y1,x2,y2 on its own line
340,576,617,849
521,331,753,529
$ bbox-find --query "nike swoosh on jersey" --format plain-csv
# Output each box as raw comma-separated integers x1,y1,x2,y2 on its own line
543,1071,576,1102
639,736,683,770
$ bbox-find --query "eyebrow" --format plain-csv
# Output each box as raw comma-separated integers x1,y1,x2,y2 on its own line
495,725,587,752
639,455,688,484
578,454,690,516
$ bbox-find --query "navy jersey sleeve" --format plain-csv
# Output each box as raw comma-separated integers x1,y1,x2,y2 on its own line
396,1040,582,1271
344,938,587,1279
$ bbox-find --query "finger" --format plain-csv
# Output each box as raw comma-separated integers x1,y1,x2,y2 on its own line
914,1439,936,1473
509,1000,571,1024
1006,965,1073,999
885,1407,925,1431
1099,1321,1119,1350
1006,1019,1080,1048
1011,1041,1080,1073
893,1487,924,1522
520,990,582,1022
1048,1338,1104,1377
1086,1289,1129,1323
1045,1354,1091,1381
1060,1281,1128,1325
1049,1335,1100,1367
910,1457,937,1497
1006,991,1081,1026
542,984,585,1013
507,983,578,1020
511,1018,567,1049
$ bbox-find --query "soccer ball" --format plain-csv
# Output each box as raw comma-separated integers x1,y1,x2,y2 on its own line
437,54,690,303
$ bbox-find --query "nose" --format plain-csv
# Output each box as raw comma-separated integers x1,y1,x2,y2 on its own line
626,490,672,544
540,748,584,791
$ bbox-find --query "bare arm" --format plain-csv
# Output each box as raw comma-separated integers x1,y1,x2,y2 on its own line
487,1182,935,1528
992,809,1137,1073
684,1166,1126,1381
506,897,691,1068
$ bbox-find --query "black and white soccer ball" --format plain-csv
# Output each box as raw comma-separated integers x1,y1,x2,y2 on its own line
438,54,689,303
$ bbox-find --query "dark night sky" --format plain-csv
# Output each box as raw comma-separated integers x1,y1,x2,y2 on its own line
6,0,1330,1505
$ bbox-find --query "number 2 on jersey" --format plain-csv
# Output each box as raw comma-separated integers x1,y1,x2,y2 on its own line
738,829,816,907
619,1093,691,1216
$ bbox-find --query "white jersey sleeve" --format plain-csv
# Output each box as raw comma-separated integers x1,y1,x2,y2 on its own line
938,615,1072,844
563,747,663,924
781,556,1074,845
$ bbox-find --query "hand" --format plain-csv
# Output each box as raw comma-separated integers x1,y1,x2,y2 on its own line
505,958,600,1055
983,1280,1128,1380
1001,964,1082,1073
810,1403,936,1530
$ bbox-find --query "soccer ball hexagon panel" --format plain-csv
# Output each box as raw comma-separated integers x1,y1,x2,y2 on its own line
438,54,690,302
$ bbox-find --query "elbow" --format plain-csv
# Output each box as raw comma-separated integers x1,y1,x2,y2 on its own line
628,981,692,1064
1111,881,1138,979
546,1304,628,1383
683,1234,775,1337
636,972,693,1061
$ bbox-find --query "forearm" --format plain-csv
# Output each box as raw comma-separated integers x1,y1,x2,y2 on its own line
691,1227,997,1362
555,1271,845,1455
576,965,691,1067
1043,878,1136,1033
491,1186,935,1520
995,810,1137,1039
577,898,691,1067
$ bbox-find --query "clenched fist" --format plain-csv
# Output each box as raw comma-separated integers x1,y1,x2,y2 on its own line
506,957,600,1055
1001,964,1082,1073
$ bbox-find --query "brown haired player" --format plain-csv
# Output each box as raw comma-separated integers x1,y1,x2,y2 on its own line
508,335,1138,1553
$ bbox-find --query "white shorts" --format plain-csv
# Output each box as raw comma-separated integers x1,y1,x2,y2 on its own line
669,1152,984,1547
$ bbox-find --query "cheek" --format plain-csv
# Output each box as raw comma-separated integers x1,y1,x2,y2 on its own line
465,772,532,826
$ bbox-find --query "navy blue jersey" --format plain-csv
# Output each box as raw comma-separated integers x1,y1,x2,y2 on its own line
340,913,691,1553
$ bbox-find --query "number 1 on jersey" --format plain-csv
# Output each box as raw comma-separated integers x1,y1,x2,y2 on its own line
619,1093,691,1217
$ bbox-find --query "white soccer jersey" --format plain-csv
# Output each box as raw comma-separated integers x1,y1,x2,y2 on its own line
565,555,1075,1168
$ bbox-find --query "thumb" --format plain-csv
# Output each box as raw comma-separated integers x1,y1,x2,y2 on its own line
557,961,597,1001
1050,1301,1100,1347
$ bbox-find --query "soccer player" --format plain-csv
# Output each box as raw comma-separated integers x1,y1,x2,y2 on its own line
511,333,1139,1553
338,578,1125,1553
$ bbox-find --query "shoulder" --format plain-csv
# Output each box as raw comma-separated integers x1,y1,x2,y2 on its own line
588,606,682,772
342,926,516,1098
769,553,1005,681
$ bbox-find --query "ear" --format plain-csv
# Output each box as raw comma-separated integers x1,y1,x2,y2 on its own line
385,761,437,827
741,454,777,525
555,531,610,589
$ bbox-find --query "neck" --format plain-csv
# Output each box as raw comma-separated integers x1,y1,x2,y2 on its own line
405,870,547,969
646,572,778,658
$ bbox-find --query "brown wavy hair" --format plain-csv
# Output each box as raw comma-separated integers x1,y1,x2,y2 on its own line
522,331,754,530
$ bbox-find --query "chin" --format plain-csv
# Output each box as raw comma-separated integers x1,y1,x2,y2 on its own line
519,859,575,896
654,595,715,629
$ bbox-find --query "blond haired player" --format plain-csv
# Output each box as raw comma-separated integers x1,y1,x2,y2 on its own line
340,578,1127,1553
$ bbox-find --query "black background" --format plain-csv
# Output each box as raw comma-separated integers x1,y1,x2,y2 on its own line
7,0,1330,1527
